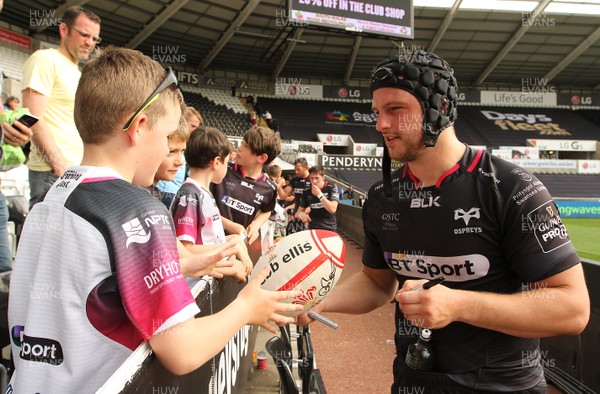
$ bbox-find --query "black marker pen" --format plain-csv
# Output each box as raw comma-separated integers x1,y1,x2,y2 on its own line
411,276,446,292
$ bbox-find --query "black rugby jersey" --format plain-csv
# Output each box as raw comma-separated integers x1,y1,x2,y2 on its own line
289,175,310,211
211,162,277,229
363,146,579,391
300,182,339,231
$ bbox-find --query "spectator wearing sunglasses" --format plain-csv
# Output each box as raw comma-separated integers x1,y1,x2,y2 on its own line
8,46,300,393
21,6,101,208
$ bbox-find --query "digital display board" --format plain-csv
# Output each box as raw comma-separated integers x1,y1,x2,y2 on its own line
288,0,413,39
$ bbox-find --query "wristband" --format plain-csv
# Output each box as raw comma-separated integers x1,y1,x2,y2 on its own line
318,194,324,200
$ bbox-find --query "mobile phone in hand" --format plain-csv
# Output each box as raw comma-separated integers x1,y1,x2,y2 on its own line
16,113,39,128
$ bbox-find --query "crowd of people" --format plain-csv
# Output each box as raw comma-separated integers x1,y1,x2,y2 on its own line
0,4,591,394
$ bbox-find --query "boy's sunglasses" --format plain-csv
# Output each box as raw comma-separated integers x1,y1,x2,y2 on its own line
123,67,178,131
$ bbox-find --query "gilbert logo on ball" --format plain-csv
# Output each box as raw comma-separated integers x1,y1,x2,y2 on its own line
251,230,345,316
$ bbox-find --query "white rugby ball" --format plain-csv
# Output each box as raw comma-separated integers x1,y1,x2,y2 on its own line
250,229,345,316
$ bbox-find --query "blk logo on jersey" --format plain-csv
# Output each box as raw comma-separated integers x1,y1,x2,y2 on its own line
241,180,255,190
122,218,151,248
528,201,570,253
454,208,480,225
383,252,490,281
410,196,440,208
222,195,256,216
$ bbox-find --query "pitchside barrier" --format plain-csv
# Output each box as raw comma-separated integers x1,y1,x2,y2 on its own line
335,203,600,393
98,276,256,394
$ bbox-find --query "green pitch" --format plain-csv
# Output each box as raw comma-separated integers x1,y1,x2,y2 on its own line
563,218,600,262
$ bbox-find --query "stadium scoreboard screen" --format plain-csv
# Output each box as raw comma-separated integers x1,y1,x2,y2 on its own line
288,0,413,39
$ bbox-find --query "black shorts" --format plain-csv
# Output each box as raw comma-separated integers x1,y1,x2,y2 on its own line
392,336,548,394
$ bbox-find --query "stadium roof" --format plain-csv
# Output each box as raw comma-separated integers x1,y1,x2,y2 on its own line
1,0,599,92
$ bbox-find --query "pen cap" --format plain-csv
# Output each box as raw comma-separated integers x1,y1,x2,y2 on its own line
420,328,432,341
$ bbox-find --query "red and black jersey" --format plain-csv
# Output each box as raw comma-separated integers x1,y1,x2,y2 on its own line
289,175,310,211
211,162,277,229
300,182,339,231
363,146,579,391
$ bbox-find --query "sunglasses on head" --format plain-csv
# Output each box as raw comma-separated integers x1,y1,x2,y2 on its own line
123,67,178,131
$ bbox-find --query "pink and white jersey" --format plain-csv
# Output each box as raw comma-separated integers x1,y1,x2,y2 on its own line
8,166,199,393
171,178,226,245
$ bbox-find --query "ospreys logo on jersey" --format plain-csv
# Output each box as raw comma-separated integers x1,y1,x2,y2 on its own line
122,217,151,247
528,201,570,253
222,195,256,216
453,207,483,235
383,252,490,281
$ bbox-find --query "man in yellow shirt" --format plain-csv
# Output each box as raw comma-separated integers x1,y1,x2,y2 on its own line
22,6,101,207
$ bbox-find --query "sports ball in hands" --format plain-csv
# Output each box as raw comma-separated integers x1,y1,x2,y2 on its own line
250,230,345,316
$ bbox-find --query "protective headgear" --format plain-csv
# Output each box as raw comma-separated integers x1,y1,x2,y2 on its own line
370,48,459,197
370,48,458,147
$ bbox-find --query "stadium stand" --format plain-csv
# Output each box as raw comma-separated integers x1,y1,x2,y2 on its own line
534,174,600,198
455,106,600,148
332,169,382,193
575,109,600,127
256,97,380,144
181,88,249,136
334,171,600,199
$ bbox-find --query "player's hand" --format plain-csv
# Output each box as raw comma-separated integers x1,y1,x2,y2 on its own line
238,267,302,333
2,121,33,146
395,280,455,329
181,240,238,277
298,211,311,224
311,184,321,197
296,301,325,326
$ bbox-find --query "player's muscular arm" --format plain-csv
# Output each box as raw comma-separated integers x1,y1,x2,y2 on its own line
320,266,398,315
22,88,67,176
397,264,589,337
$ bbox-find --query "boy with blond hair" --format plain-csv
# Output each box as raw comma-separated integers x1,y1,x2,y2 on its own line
148,117,188,199
7,47,299,393
156,106,202,207
171,126,252,280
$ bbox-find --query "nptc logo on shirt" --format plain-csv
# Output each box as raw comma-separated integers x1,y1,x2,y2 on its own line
121,217,151,248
